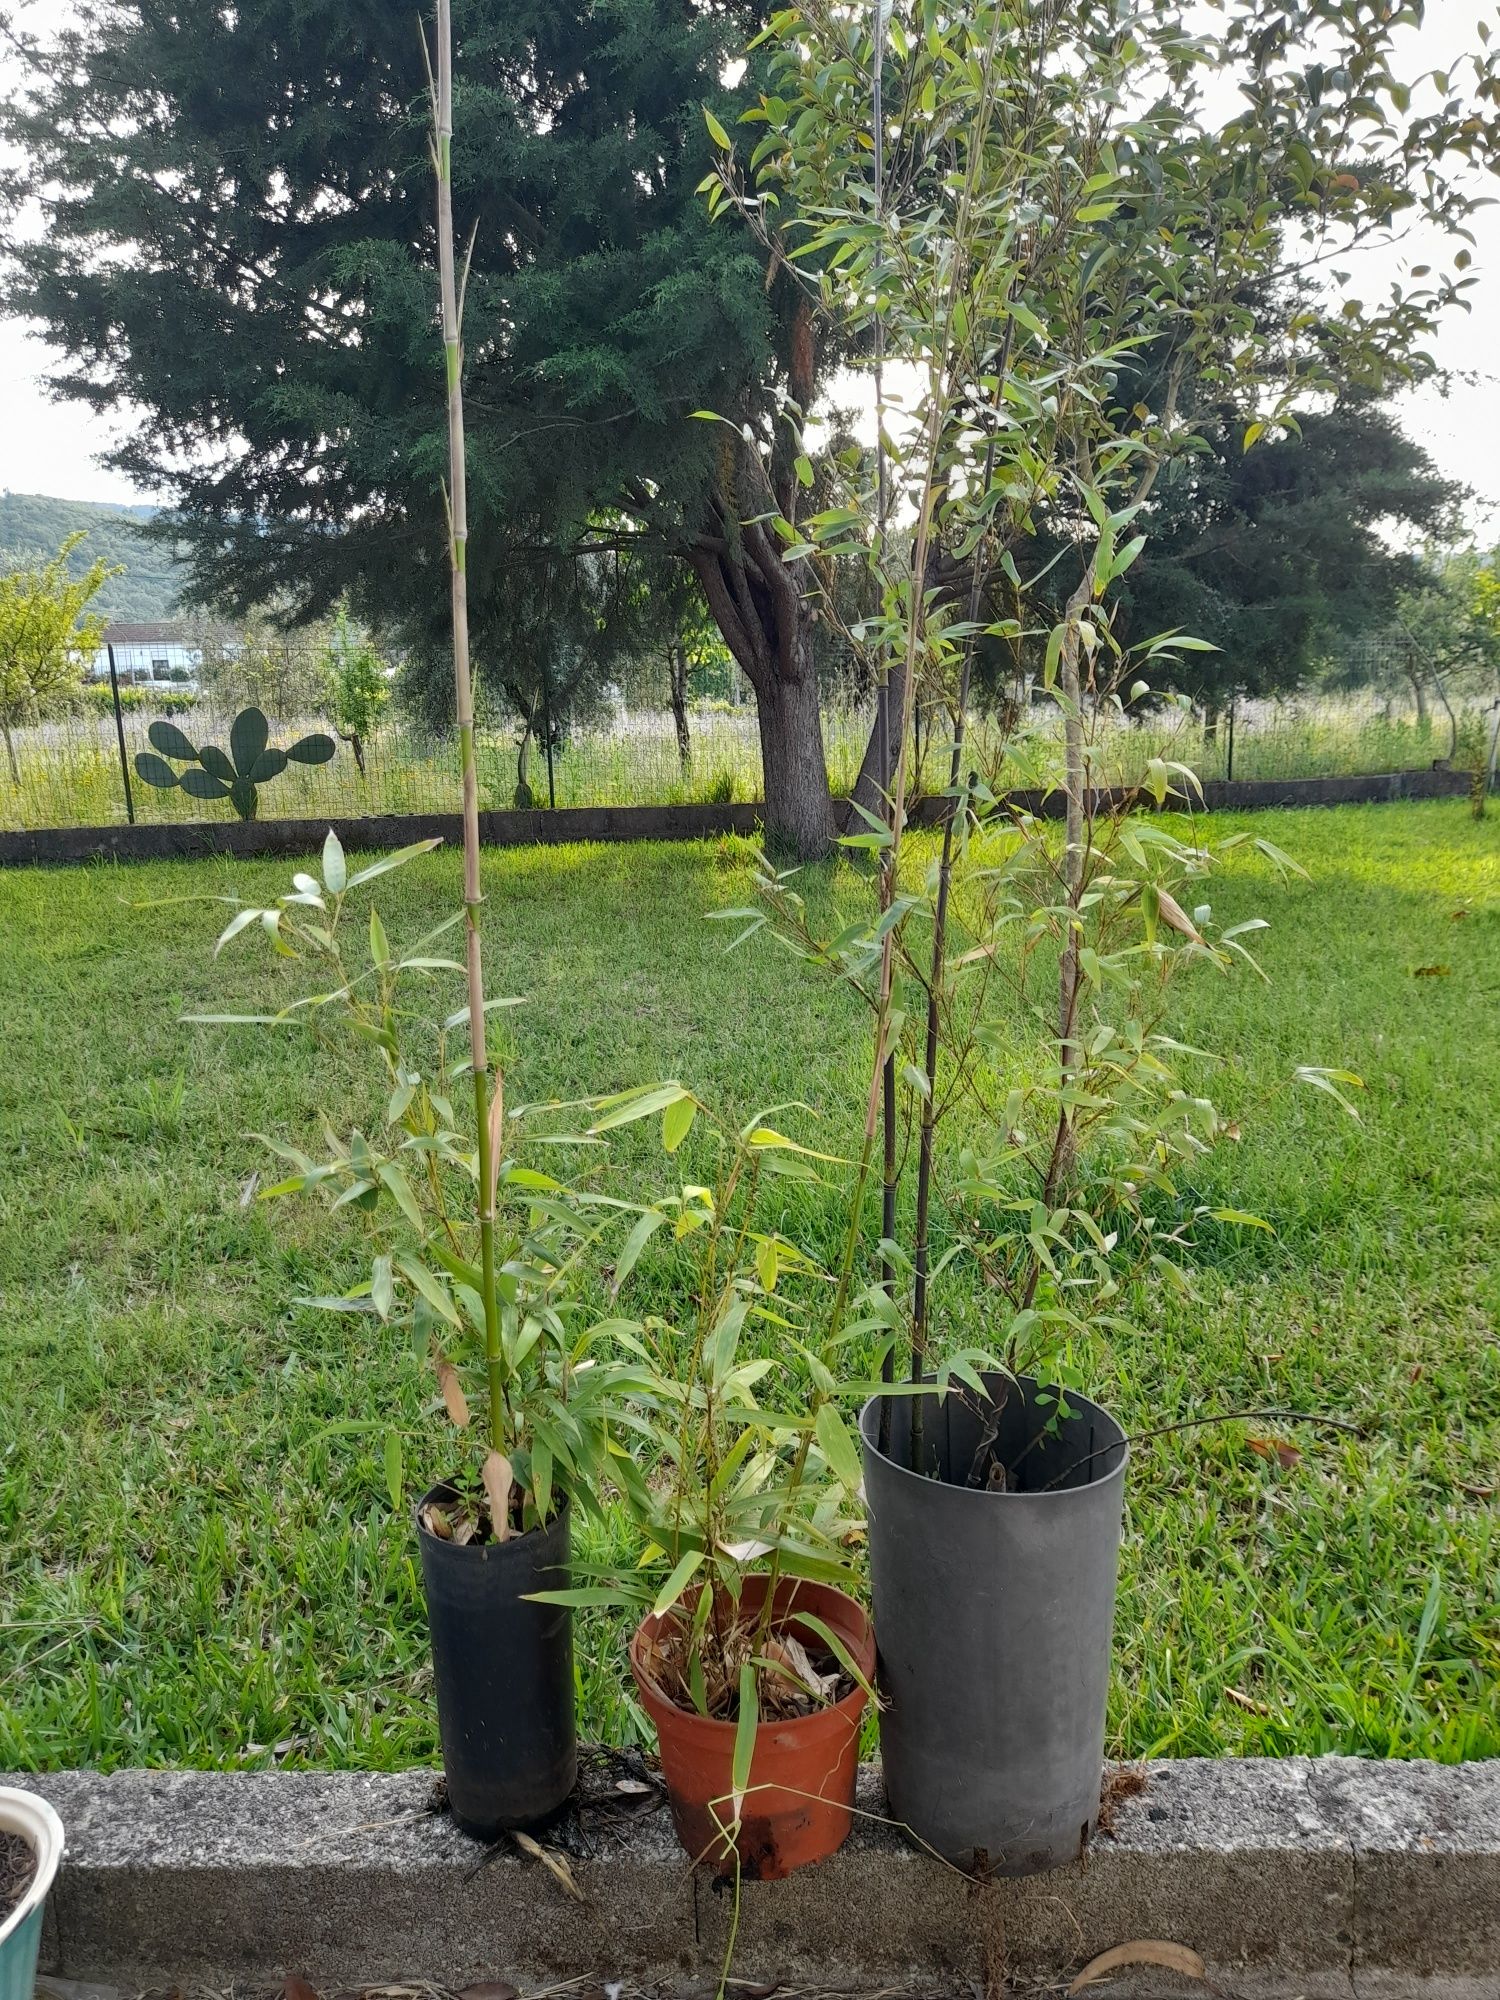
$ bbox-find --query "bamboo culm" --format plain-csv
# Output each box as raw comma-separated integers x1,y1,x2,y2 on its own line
433,0,507,1462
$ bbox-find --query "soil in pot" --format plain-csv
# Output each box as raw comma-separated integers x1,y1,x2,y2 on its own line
416,1481,576,1838
630,1573,874,1880
861,1373,1128,1874
0,1833,35,1928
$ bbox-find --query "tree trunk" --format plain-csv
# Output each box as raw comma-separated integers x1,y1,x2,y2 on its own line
1432,673,1458,763
668,643,691,769
1404,658,1429,727
686,507,834,860
846,653,907,829
2,722,18,786
515,723,534,806
756,649,835,860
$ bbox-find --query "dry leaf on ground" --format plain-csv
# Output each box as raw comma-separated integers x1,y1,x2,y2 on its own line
1067,1940,1209,1993
511,1828,585,1901
1248,1436,1302,1469
1224,1686,1273,1717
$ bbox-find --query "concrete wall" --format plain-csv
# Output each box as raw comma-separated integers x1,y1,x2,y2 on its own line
27,1759,1500,1998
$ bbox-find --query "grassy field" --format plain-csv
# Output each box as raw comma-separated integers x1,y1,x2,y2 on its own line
1,800,1497,1772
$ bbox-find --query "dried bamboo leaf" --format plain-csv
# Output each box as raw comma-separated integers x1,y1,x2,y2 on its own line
1224,1686,1272,1717
1067,1940,1209,1994
486,1069,505,1216
435,1352,471,1429
483,1449,514,1541
511,1828,585,1901
1156,889,1203,943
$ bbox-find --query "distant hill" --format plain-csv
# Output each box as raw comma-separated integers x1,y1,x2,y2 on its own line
0,491,192,621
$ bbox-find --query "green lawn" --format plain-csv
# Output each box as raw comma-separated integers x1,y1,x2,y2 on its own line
1,800,1497,1771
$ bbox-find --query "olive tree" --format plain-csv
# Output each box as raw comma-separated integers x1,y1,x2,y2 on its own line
0,533,117,782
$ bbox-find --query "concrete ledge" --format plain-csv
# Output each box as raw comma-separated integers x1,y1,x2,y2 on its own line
24,1758,1499,1997
0,766,1472,868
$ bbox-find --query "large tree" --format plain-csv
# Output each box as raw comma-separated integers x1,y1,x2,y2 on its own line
991,383,1463,722
1,0,848,854
1123,399,1460,716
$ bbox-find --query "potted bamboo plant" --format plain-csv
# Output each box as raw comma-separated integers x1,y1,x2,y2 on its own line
170,0,654,1836
702,0,1380,1872
545,1089,895,1879
0,1787,64,2000
183,826,655,1833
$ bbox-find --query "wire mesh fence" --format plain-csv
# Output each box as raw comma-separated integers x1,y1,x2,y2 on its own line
3,647,1494,835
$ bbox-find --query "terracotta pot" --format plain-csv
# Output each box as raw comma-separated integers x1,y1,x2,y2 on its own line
630,1573,874,1879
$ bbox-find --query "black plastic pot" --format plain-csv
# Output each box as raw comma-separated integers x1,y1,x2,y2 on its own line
859,1373,1127,1874
415,1484,576,1837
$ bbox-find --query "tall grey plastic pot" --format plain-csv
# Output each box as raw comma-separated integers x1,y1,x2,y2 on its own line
860,1373,1127,1873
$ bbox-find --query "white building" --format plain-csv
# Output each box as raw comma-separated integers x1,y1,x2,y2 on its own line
86,622,202,686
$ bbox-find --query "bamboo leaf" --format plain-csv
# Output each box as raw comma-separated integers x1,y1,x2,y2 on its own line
214,907,262,955
613,1207,668,1294
589,1082,689,1133
378,1161,426,1232
791,1610,874,1699
814,1402,864,1491
322,829,348,894
344,838,443,890
395,1251,460,1326
662,1094,696,1153
443,995,525,1030
653,1547,704,1617
731,1658,758,1821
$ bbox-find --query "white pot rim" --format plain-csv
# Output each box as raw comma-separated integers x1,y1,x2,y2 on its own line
0,1788,65,1949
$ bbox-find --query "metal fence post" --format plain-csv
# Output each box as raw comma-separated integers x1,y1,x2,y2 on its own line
107,644,136,824
1226,696,1236,784
542,660,556,810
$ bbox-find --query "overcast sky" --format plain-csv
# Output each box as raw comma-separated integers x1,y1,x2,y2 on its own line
2,0,1498,531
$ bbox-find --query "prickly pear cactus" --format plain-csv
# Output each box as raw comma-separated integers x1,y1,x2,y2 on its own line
134,708,335,819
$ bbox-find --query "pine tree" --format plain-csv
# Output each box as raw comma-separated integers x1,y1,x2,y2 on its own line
2,0,840,853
